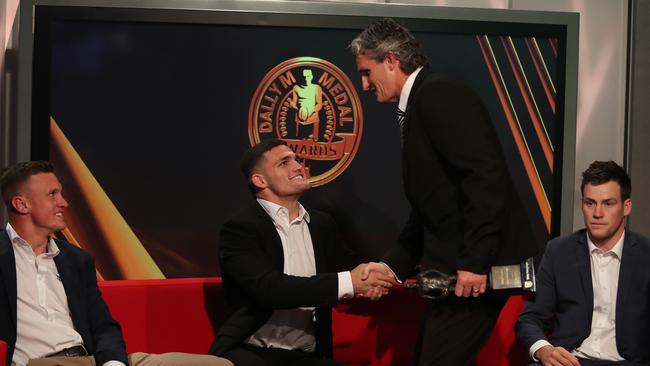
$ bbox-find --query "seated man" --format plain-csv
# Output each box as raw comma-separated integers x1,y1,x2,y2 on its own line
209,139,395,366
0,161,232,366
516,161,650,366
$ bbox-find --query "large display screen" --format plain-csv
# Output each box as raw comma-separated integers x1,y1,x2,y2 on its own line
31,4,571,280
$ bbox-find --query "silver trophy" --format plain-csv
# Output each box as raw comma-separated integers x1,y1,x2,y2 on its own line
405,257,536,300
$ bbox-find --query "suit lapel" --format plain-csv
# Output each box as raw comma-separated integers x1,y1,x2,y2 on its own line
402,68,428,148
306,211,327,275
0,231,18,328
575,232,594,314
616,230,635,319
53,243,84,328
401,69,430,187
253,202,285,270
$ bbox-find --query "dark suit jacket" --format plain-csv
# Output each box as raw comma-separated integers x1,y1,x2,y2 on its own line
384,70,537,278
209,201,360,358
516,229,650,364
0,230,128,366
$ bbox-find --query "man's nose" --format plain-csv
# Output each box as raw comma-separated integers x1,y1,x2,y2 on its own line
290,159,303,170
593,204,604,217
59,195,69,208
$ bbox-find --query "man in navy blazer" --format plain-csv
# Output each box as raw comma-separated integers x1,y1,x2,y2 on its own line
0,161,232,366
516,161,650,366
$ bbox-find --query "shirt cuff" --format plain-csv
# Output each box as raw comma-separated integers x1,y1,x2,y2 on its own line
337,271,354,299
530,339,552,361
102,361,127,366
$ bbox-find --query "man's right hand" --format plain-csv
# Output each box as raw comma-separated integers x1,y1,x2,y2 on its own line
534,345,580,366
350,262,397,300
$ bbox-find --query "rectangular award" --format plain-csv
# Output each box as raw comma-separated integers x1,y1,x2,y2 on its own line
489,257,536,291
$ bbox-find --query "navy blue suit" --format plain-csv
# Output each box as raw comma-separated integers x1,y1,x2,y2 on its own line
516,229,650,364
0,230,128,366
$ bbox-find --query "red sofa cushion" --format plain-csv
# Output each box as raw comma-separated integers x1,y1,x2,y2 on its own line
1,340,7,366
99,278,528,365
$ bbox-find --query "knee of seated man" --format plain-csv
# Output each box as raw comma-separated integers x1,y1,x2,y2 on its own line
128,352,234,366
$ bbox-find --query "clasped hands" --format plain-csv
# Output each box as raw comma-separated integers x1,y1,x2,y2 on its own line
349,264,487,301
350,262,398,301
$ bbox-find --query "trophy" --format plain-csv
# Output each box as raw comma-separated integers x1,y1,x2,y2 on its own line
404,257,536,300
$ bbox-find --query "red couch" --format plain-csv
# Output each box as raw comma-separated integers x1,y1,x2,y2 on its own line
0,278,528,365
0,340,6,365
97,277,529,365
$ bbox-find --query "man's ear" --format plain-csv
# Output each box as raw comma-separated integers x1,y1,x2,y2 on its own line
251,174,267,191
623,198,632,217
11,196,29,214
385,51,399,71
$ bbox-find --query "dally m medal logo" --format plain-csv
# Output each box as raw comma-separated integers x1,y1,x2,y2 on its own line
248,57,363,187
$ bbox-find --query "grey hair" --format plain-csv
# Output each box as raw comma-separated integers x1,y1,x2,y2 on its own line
349,18,429,74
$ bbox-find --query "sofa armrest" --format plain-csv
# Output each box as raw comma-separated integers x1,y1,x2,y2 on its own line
1,339,7,366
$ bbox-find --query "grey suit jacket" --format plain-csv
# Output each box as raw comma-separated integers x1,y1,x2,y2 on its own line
0,230,128,366
516,229,650,364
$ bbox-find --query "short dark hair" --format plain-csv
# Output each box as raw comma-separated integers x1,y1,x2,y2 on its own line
1,161,55,210
349,18,430,74
240,139,288,195
581,160,631,200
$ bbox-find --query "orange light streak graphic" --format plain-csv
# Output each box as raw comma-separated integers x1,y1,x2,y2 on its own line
525,37,556,114
549,38,558,57
51,118,165,279
501,36,554,172
476,35,551,232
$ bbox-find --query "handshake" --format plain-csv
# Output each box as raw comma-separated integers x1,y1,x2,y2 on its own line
350,262,399,301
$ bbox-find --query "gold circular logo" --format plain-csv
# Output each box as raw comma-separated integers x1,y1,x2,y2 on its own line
248,57,363,187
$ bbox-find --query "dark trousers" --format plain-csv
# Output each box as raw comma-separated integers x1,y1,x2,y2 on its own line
411,294,507,366
222,344,345,366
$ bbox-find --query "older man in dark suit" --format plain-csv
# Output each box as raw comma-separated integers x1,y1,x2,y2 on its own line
0,161,231,366
210,139,396,366
349,18,537,366
516,161,650,366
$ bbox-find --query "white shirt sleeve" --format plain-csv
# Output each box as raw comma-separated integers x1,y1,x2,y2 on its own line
337,271,354,299
530,339,553,361
102,360,127,366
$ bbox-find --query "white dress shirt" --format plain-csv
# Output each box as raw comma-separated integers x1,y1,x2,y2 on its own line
529,232,625,362
573,233,624,361
246,199,353,352
397,66,423,113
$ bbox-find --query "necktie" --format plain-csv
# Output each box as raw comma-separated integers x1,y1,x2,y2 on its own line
397,108,406,143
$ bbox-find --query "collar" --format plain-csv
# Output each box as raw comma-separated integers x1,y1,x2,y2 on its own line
398,66,423,112
586,230,624,259
256,198,310,224
5,222,60,258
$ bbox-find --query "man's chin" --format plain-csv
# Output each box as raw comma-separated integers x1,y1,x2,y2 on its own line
52,223,67,233
300,183,312,192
